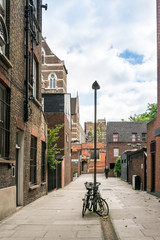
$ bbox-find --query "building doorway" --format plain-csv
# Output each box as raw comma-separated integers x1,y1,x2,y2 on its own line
82,161,88,173
16,131,24,206
151,152,156,192
150,141,156,192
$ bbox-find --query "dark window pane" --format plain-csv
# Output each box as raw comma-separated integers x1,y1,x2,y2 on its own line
0,84,10,159
41,141,46,182
30,136,37,184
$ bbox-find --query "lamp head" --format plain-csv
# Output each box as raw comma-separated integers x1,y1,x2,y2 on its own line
92,81,100,90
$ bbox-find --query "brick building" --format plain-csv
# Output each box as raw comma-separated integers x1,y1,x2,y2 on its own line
43,93,72,189
106,122,147,177
147,0,160,197
41,41,72,189
84,118,106,143
72,142,106,175
0,0,48,220
71,95,80,144
41,39,68,94
121,149,147,191
71,94,85,144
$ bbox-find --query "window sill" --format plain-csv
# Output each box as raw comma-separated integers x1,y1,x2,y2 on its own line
41,182,47,186
0,54,13,68
0,158,15,164
44,88,57,90
29,184,40,191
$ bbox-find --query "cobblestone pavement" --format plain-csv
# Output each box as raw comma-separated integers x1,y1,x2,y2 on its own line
0,174,160,240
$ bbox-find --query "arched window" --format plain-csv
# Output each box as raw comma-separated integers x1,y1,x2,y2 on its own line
49,73,57,89
41,48,45,65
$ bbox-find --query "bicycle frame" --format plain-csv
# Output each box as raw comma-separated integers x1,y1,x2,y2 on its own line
82,181,109,217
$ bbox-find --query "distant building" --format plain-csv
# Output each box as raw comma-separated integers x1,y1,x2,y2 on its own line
106,122,147,177
79,124,86,144
72,142,106,175
71,95,80,143
71,94,85,145
84,118,106,143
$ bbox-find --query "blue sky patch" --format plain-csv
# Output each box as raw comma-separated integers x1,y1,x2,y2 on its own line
119,50,144,65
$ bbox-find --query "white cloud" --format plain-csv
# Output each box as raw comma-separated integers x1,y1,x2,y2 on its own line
42,0,157,127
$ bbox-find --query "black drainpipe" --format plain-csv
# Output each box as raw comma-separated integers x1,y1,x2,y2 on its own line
24,0,29,122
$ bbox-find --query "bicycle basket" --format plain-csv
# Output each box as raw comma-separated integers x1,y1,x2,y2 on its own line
84,182,94,190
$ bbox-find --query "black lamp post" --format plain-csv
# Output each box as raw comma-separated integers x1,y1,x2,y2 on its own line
92,81,100,211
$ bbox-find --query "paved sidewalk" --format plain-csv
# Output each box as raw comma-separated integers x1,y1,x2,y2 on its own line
0,175,105,240
98,175,160,240
0,174,160,239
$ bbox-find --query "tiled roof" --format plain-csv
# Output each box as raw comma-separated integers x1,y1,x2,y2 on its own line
106,121,147,142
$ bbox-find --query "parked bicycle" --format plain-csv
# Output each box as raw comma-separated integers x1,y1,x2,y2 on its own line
82,181,109,217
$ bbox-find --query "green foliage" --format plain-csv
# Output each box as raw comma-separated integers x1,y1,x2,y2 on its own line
47,124,64,170
129,103,157,122
114,157,121,177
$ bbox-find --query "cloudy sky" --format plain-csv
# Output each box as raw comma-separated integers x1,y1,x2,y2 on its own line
42,0,157,127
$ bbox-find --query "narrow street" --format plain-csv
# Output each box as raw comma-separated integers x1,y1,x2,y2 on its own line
0,174,160,240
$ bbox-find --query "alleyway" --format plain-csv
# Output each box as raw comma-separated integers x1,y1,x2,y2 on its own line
0,174,160,239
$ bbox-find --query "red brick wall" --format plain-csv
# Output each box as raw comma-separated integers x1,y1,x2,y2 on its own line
72,142,106,174
128,152,146,190
45,112,72,187
146,0,160,196
107,142,147,177
147,118,160,195
0,0,48,209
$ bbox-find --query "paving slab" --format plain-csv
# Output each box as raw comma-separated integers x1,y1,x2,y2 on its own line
0,174,160,240
98,175,160,240
0,174,106,240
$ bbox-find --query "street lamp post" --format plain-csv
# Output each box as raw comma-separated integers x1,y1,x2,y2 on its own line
92,81,100,211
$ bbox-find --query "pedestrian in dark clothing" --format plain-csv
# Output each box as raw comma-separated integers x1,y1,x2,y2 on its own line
105,167,109,178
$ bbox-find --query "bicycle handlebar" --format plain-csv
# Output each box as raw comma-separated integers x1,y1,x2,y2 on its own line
84,181,101,190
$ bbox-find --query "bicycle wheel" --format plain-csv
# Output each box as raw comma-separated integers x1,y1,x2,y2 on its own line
95,197,109,217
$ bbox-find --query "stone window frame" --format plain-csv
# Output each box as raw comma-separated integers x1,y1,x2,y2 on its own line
0,83,10,159
49,73,57,89
113,148,119,157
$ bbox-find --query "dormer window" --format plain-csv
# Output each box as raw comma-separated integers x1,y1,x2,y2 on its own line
49,73,57,89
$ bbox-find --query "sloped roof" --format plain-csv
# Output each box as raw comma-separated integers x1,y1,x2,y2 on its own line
106,121,147,142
